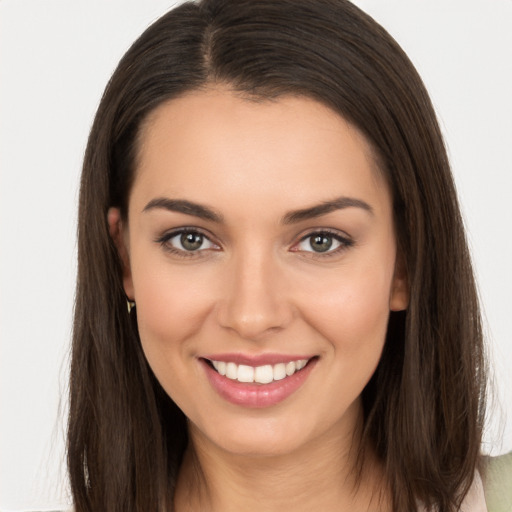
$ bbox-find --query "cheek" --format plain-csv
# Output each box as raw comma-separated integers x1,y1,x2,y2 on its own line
297,260,394,356
297,264,393,412
130,255,217,364
130,261,221,413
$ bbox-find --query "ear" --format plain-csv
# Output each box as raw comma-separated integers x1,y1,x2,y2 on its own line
389,255,409,312
107,207,134,301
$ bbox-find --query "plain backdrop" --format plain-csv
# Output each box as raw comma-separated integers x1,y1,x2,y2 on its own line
1,0,511,509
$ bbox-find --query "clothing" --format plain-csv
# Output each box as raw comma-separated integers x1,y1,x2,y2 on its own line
416,453,512,511
445,452,512,511
483,452,512,512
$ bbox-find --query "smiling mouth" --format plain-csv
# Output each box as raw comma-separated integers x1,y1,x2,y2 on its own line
205,358,314,384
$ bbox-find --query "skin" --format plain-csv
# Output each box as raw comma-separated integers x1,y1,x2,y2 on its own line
109,88,408,511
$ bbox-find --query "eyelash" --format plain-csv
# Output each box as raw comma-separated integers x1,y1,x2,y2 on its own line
155,228,220,258
155,228,354,258
292,229,354,257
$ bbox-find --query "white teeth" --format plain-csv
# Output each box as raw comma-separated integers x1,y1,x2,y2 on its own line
254,365,274,384
285,361,296,376
273,363,287,381
237,364,255,383
226,362,238,380
217,361,226,376
210,358,310,383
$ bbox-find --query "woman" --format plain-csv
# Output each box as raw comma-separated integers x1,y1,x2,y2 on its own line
68,0,510,510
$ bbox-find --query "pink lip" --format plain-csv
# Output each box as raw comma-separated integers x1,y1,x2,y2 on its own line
202,353,315,366
200,356,318,408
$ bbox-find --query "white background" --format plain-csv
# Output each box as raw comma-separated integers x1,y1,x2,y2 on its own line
1,1,511,510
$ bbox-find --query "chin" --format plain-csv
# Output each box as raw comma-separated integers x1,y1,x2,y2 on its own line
189,398,361,460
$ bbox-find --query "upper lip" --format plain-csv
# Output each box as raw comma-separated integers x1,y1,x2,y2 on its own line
201,353,316,366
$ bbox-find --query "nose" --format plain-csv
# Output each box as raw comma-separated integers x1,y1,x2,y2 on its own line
216,250,293,340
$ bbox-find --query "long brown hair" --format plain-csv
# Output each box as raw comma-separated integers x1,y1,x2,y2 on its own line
69,1,487,510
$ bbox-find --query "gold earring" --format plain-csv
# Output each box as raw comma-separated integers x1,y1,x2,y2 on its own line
127,300,136,313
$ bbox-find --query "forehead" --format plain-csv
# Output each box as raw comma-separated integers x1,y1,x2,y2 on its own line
131,88,390,218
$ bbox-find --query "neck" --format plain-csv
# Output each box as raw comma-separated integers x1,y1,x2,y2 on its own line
174,404,392,512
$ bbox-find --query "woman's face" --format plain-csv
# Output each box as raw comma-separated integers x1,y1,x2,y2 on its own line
111,89,407,457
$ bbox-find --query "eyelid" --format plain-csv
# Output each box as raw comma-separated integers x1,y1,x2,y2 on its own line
154,226,353,258
155,226,221,256
290,228,354,256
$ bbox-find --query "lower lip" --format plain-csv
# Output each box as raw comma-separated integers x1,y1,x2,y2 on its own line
201,358,317,408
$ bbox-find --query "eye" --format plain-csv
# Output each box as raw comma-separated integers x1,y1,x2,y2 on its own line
176,232,209,251
157,229,219,255
293,231,353,255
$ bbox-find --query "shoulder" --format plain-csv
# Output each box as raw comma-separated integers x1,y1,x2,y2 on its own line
482,452,512,512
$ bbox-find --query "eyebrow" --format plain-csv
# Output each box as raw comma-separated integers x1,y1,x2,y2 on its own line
282,196,374,224
142,195,373,224
143,198,224,223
